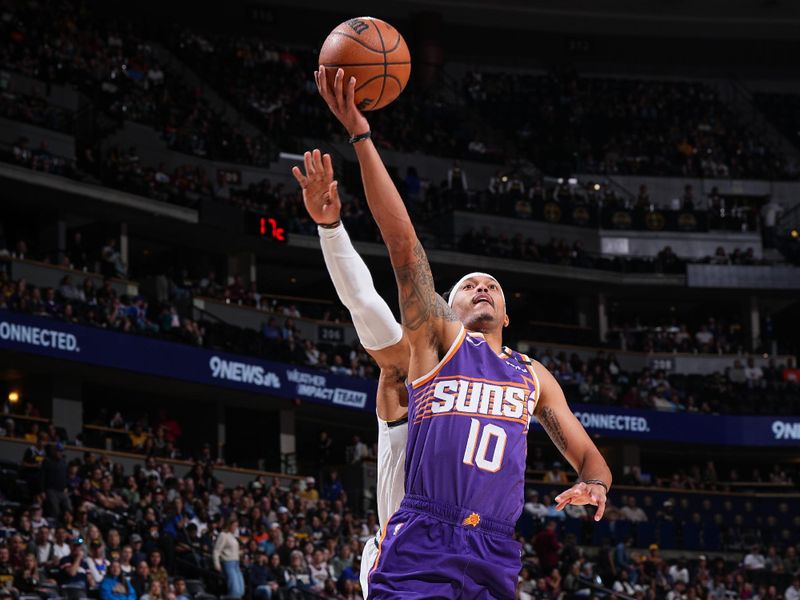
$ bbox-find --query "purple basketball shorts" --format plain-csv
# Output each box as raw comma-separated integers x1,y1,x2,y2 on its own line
367,494,521,599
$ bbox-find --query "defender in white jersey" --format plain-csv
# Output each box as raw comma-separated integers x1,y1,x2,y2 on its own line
292,150,409,596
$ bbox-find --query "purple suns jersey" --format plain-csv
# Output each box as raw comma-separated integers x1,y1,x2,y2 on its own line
405,326,541,524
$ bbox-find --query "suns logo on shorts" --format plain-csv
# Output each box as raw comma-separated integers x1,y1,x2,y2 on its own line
393,522,404,535
462,512,481,527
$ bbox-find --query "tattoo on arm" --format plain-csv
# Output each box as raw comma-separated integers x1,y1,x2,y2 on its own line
394,241,458,332
539,406,568,453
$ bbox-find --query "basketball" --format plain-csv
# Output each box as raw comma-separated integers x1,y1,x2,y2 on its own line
319,17,411,111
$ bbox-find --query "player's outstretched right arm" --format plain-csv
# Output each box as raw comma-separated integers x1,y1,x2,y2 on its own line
315,67,462,380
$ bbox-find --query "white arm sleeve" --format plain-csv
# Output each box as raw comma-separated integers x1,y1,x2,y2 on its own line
318,224,403,351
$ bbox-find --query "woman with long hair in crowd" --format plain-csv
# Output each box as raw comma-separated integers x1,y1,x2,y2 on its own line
213,516,244,598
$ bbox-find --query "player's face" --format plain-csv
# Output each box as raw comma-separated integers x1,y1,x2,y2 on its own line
450,276,508,332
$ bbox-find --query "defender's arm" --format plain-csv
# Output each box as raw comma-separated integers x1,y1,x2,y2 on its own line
292,150,409,421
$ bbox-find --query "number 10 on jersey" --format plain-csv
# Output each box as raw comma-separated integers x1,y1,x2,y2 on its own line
462,418,507,472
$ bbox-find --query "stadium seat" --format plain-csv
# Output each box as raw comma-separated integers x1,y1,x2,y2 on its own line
636,522,655,548
61,585,88,600
683,525,701,550
186,579,206,596
657,522,676,549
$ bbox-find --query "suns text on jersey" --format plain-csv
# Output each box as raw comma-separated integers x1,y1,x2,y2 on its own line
417,378,535,421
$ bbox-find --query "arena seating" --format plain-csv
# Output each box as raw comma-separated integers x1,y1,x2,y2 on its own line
462,70,795,180
168,27,799,181
0,431,797,600
2,266,799,417
0,91,75,135
0,0,275,167
753,93,800,152
1,5,799,600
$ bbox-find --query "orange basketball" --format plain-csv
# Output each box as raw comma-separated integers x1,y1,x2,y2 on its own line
319,17,411,111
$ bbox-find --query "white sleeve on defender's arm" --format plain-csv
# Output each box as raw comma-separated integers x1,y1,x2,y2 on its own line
318,224,403,350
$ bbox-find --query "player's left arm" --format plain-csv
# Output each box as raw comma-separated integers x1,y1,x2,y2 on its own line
532,360,613,521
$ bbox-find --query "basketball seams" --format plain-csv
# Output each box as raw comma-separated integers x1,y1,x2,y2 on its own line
327,30,385,54
321,17,410,111
354,73,403,93
373,21,388,110
385,29,402,53
321,61,411,68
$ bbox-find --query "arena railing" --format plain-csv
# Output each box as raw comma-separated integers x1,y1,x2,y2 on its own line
524,479,799,498
0,435,307,489
0,160,199,223
0,412,50,426
192,296,358,347
195,293,796,378
4,256,139,298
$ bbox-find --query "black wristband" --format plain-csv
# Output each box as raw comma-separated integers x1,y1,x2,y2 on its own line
348,131,371,144
318,220,341,229
582,479,609,494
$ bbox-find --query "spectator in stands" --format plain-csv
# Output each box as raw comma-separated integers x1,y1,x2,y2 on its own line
446,161,468,192
761,199,783,249
148,551,169,591
655,246,680,272
669,559,690,584
51,528,71,565
284,550,312,590
21,432,46,496
544,461,568,484
346,436,368,464
156,410,183,444
43,443,71,520
524,490,549,522
744,545,767,570
87,540,110,584
307,548,330,592
621,496,648,522
533,521,561,572
226,275,247,304
613,569,640,595
100,560,135,600
58,275,85,302
262,318,281,341
728,360,747,384
213,517,243,598
33,526,53,565
249,550,278,600
786,576,800,600
744,358,765,388
323,471,342,503
129,425,149,452
0,547,13,595
101,239,127,279
172,578,190,600
130,558,151,597
58,540,92,589
329,355,352,376
14,551,45,595
140,580,163,600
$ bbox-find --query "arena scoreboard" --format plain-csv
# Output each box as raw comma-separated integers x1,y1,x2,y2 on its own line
245,213,288,243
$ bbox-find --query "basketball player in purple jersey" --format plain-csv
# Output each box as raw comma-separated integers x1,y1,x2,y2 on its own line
291,149,409,596
314,67,612,599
